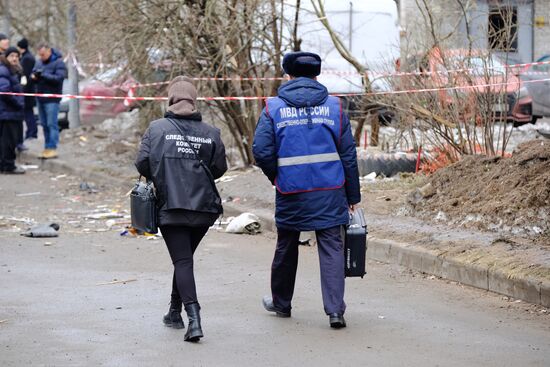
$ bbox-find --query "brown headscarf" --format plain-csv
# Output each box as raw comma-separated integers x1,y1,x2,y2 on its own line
167,76,198,117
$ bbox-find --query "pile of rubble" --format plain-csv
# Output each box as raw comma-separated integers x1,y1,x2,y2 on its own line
408,140,550,241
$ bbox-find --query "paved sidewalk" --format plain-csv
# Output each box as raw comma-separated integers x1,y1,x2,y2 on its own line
17,138,550,307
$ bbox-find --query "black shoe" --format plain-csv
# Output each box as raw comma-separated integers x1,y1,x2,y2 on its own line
262,296,291,318
163,305,185,329
329,313,346,329
184,302,203,342
3,166,26,174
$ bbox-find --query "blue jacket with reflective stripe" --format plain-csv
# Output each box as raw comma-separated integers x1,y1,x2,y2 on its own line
253,77,361,231
267,95,344,194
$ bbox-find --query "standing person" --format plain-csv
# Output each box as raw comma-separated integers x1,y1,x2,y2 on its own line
31,42,66,159
0,33,9,54
0,47,25,174
253,52,361,328
135,76,227,342
17,38,37,149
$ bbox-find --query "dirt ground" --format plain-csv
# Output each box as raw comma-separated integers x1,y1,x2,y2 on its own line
408,140,549,244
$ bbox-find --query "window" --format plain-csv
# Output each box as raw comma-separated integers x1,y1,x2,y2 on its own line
488,6,518,52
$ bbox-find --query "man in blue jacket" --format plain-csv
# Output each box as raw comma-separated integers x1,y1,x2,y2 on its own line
253,52,361,328
31,42,67,159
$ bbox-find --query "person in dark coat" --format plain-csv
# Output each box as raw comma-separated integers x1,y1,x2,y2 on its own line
135,76,227,342
17,38,37,146
0,47,25,174
253,52,361,328
31,42,67,159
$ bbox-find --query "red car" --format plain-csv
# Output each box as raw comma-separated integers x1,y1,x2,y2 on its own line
404,48,532,125
79,67,137,125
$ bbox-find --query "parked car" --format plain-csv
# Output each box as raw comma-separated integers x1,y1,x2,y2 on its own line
79,67,137,125
403,48,532,126
518,58,550,124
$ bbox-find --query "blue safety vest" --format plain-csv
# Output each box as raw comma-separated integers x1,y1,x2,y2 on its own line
266,96,345,194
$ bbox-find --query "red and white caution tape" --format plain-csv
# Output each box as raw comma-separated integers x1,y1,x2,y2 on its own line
2,76,549,102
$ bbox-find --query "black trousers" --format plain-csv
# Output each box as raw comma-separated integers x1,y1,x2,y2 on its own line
271,226,346,315
160,225,209,307
0,120,22,172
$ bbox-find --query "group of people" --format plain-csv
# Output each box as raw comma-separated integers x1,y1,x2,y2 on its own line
135,51,360,342
0,34,67,174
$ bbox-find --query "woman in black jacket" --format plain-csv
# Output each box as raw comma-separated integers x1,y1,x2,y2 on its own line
0,47,25,174
135,76,227,342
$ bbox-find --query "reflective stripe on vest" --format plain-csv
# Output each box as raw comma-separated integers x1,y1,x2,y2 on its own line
278,152,340,167
266,95,345,194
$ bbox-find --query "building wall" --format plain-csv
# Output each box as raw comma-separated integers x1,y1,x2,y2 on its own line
400,0,467,56
534,0,550,59
401,0,545,62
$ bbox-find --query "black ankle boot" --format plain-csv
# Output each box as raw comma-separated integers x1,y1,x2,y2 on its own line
163,303,184,329
184,302,203,342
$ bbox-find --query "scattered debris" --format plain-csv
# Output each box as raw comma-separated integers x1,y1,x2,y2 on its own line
120,227,161,239
51,174,67,181
84,212,124,220
298,239,312,246
44,242,53,246
96,278,137,286
21,223,60,238
79,182,98,193
418,183,435,198
225,213,262,235
362,172,377,182
0,216,35,225
0,319,8,324
434,211,448,222
19,165,38,170
15,192,41,197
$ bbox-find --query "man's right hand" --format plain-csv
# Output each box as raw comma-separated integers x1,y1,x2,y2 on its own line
349,204,357,213
31,70,42,80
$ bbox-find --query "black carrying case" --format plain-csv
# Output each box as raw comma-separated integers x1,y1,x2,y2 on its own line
344,208,368,278
130,178,158,234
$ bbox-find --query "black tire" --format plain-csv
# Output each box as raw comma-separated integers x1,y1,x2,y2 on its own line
357,153,417,177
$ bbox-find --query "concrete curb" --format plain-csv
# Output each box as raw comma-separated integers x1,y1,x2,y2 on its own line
23,150,549,308
223,203,549,307
367,238,549,307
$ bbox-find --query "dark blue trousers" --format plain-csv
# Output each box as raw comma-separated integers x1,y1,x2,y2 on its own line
23,102,38,140
271,226,346,315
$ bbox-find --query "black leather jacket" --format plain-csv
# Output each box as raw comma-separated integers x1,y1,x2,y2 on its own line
135,111,227,227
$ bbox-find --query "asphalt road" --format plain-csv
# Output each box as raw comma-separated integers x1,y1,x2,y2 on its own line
1,170,549,366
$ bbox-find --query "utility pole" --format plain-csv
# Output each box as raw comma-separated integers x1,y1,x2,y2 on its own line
348,1,353,52
67,0,80,128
